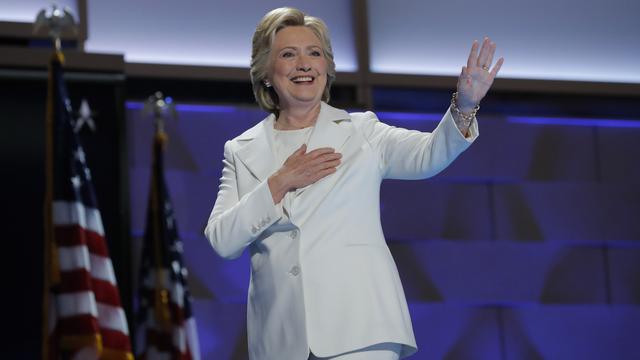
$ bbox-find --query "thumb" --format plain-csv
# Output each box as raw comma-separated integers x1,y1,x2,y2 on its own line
298,143,307,154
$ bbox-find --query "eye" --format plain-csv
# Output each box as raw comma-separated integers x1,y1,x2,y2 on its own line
281,51,295,58
310,50,322,57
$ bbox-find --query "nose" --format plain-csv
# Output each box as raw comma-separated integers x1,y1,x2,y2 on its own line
296,55,311,72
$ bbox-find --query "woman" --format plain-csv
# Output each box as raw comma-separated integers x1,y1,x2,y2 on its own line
205,7,503,360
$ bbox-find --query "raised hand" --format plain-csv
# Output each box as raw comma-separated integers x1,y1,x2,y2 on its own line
456,37,504,112
268,144,342,203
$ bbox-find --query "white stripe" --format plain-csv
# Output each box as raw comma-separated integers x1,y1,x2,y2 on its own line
53,201,105,236
58,245,91,272
71,347,99,360
89,255,117,284
142,269,185,307
144,307,178,332
170,282,185,308
173,327,186,352
56,291,98,318
137,317,198,357
57,246,117,285
185,317,201,360
147,346,171,360
96,302,130,335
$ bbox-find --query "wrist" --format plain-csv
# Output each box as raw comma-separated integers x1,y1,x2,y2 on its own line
457,104,476,114
268,173,289,204
452,92,479,113
450,92,479,124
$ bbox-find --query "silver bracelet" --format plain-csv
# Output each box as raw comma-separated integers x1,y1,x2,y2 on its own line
450,92,479,127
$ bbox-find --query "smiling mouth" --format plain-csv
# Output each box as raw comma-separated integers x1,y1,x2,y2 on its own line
290,76,315,84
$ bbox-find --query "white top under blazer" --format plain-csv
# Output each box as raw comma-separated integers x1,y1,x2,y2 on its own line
205,102,478,360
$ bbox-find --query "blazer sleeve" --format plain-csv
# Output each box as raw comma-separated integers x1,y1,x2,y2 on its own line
204,140,282,259
357,107,479,180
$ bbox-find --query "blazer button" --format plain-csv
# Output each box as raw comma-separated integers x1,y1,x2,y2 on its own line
290,230,299,239
289,265,301,276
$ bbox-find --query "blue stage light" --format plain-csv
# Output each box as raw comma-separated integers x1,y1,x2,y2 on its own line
508,116,640,128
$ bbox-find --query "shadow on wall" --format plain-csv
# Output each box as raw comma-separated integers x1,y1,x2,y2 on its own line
498,186,544,241
539,247,608,304
392,244,443,302
440,184,489,240
501,309,545,360
527,126,597,181
442,308,501,360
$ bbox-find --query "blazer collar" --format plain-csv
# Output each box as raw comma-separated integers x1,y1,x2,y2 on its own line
307,101,352,153
236,102,352,182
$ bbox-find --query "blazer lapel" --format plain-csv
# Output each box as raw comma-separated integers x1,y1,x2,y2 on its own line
235,115,277,182
295,102,353,197
235,103,352,188
306,102,352,153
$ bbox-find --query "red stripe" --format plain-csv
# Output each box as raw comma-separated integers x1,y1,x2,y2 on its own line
139,351,189,360
48,328,60,359
142,325,194,359
58,269,92,293
92,277,123,307
170,302,186,325
101,328,132,352
140,328,193,360
57,270,123,307
55,318,132,353
145,329,175,353
55,225,109,257
56,314,100,336
85,229,109,257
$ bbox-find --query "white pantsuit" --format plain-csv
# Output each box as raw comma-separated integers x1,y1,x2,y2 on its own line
205,102,478,360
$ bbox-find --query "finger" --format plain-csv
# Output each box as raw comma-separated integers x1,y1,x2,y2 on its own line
466,40,479,69
315,159,341,171
460,66,471,86
476,37,490,67
489,57,504,80
317,152,342,162
309,167,337,184
485,41,496,70
306,153,341,169
306,147,337,159
286,143,307,161
298,165,335,187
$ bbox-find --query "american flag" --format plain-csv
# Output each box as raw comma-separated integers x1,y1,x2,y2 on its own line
135,130,201,359
45,51,133,359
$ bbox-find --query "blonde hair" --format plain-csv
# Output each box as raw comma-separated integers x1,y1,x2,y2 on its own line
250,7,336,114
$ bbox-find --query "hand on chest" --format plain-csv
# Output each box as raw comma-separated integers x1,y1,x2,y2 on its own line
237,123,381,217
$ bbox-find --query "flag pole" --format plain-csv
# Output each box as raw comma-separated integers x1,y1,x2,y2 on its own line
138,93,199,358
37,6,77,359
42,48,55,360
146,92,174,329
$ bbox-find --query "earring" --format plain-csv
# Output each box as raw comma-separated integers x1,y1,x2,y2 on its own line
264,80,272,88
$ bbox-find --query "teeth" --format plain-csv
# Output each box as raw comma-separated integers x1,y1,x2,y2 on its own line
292,76,313,82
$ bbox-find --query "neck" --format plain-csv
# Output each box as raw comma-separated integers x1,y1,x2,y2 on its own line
275,102,321,130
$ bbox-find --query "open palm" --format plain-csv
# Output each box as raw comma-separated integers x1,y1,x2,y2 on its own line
456,37,504,112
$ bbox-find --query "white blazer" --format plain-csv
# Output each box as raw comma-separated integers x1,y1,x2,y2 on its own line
205,102,478,360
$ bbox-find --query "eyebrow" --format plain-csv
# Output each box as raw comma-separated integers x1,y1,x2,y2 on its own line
277,45,322,52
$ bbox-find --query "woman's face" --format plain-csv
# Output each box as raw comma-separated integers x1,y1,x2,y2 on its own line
268,26,328,111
